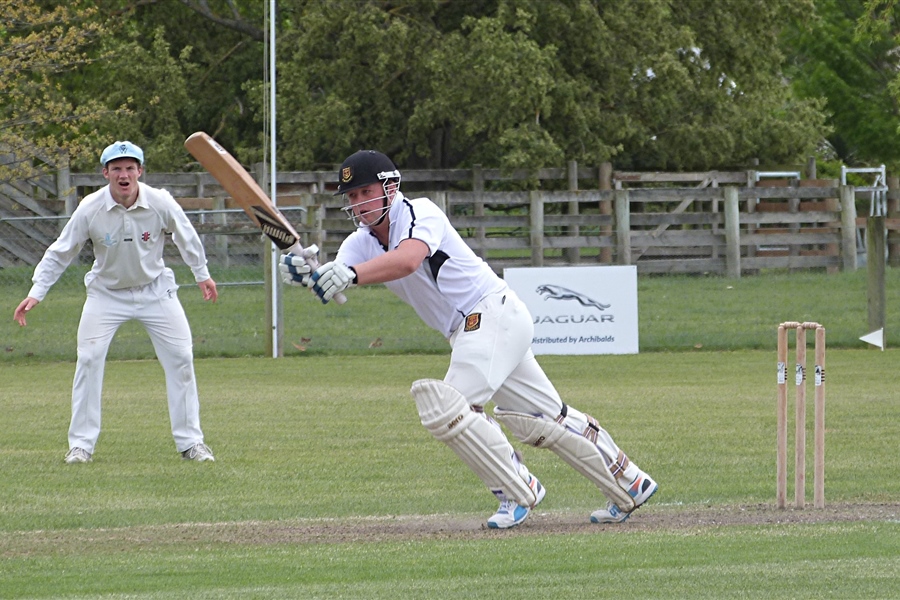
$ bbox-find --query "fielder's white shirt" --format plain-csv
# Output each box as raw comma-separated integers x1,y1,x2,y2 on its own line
336,192,505,338
28,182,210,300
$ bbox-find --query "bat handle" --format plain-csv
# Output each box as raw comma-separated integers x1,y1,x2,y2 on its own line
285,243,348,305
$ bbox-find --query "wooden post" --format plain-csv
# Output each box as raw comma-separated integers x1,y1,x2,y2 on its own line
598,162,613,264
806,156,817,180
614,189,631,265
786,178,800,269
724,187,741,278
746,170,758,263
213,197,229,268
888,175,899,268
57,159,76,218
867,216,886,346
530,190,544,267
473,165,486,260
565,160,580,264
839,185,857,271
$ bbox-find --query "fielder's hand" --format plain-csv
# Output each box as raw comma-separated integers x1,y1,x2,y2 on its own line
279,253,313,287
310,261,357,303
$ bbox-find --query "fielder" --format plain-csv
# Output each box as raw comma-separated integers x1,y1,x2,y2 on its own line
280,150,657,527
13,141,217,464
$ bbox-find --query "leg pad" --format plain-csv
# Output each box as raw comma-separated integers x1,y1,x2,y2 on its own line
411,379,537,507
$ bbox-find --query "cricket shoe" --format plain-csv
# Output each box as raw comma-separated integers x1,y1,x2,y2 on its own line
64,447,92,464
487,474,546,529
590,470,658,524
181,443,215,462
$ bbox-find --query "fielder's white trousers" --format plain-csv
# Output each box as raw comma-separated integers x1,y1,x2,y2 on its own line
445,289,622,454
69,268,205,454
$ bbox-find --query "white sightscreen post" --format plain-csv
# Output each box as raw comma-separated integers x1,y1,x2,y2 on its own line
268,0,281,358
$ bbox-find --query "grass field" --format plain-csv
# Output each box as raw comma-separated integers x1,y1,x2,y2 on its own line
2,269,899,598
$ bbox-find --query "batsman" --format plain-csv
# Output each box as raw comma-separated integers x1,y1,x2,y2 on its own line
280,150,658,528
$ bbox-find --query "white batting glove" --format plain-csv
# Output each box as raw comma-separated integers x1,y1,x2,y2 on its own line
310,261,357,303
279,253,313,287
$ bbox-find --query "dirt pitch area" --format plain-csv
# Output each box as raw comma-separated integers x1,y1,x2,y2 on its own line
225,502,900,544
6,503,899,555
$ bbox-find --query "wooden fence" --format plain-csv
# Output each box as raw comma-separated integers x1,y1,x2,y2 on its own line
2,165,900,276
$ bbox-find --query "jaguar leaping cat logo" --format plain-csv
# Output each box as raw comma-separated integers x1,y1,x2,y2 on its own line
536,284,611,311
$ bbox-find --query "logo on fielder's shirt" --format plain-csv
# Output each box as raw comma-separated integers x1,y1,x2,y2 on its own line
141,231,151,242
464,313,481,332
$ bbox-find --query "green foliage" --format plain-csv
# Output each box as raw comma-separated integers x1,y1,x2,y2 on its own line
0,1,120,183
275,0,431,169
79,27,200,171
785,0,900,169
277,0,829,172
22,0,900,183
407,12,564,170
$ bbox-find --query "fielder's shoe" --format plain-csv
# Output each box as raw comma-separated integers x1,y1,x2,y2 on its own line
487,474,546,529
590,470,658,524
181,443,215,462
64,447,92,464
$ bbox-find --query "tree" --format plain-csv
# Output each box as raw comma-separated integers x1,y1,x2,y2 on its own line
14,0,832,177
61,0,266,171
0,1,120,184
274,0,829,173
785,0,900,169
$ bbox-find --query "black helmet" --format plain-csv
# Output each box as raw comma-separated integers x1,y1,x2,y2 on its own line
335,150,400,195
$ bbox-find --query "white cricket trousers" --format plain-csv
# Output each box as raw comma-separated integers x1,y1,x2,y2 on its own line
69,268,205,454
444,289,623,455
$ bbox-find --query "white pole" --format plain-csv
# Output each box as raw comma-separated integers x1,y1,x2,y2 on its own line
269,0,280,358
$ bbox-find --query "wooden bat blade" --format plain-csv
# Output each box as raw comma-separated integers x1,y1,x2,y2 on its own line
184,131,299,251
184,131,348,304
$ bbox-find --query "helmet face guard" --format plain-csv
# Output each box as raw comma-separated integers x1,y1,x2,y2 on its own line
341,178,400,228
335,150,401,228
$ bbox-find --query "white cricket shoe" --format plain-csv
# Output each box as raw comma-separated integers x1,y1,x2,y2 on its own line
590,470,658,524
181,443,215,462
64,447,92,464
487,474,546,529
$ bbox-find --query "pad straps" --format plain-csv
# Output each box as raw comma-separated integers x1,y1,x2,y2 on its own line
556,403,630,479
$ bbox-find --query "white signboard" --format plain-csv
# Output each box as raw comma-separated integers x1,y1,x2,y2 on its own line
504,266,638,355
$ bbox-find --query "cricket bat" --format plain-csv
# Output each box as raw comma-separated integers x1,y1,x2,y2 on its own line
184,131,346,304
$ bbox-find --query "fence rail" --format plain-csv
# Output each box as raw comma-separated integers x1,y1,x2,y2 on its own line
2,165,900,276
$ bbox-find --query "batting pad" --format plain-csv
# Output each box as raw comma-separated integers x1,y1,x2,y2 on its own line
494,409,635,511
410,379,538,507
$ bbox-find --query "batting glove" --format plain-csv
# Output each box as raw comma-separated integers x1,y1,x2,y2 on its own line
279,253,313,287
310,261,357,303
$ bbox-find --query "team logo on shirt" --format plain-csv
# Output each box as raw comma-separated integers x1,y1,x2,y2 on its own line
141,231,151,242
464,313,482,332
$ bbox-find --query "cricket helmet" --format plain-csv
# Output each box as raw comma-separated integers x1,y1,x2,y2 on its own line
335,150,400,195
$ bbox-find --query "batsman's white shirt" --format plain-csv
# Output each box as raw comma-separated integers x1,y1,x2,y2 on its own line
27,182,210,454
337,192,504,339
336,192,568,416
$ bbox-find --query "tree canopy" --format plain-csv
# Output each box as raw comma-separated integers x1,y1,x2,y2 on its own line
9,0,895,181
785,0,900,171
0,1,119,183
